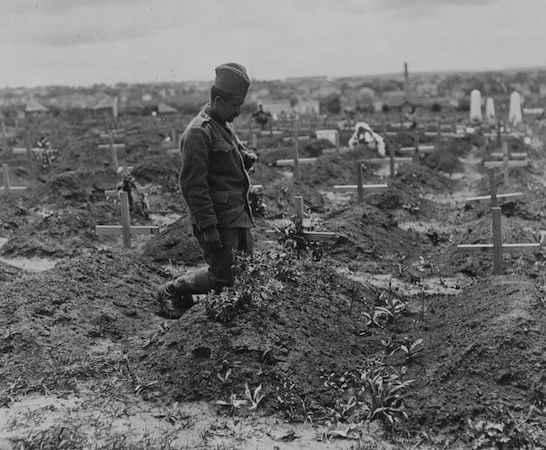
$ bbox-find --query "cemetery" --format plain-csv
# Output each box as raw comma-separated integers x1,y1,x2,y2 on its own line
0,83,546,449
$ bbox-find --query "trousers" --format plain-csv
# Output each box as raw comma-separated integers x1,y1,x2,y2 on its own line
171,227,253,296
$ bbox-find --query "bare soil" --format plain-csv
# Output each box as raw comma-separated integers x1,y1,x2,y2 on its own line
1,117,545,449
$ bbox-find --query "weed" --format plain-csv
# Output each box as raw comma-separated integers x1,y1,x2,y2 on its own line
359,366,414,433
216,368,232,386
215,393,248,414
244,382,265,410
276,219,324,260
399,338,423,363
361,307,393,329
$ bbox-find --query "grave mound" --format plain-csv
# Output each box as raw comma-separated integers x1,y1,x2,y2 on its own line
141,215,203,265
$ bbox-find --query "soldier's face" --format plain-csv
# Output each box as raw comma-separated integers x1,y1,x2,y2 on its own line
216,96,245,122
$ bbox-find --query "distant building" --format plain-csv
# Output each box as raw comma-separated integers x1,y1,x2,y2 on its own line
293,99,320,115
25,99,48,115
93,96,119,118
260,101,292,120
286,76,328,83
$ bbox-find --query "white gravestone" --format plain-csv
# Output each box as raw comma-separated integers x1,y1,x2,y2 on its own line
470,89,482,121
485,97,495,122
316,129,339,147
509,91,522,125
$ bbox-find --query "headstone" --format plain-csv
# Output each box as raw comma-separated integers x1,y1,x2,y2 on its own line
485,97,495,122
508,91,522,125
470,89,482,121
316,129,339,147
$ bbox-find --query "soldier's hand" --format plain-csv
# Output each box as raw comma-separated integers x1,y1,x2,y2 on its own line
203,227,222,250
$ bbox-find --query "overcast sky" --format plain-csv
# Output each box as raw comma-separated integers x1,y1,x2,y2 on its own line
0,0,544,88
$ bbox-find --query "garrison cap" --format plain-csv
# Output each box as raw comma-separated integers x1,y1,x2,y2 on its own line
214,63,250,97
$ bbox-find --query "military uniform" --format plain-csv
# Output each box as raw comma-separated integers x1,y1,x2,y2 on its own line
157,62,255,318
157,107,256,316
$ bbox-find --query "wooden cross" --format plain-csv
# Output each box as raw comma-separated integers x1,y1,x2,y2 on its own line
98,129,127,172
95,191,159,249
333,162,387,204
276,140,317,184
1,114,8,150
483,142,528,186
399,144,436,155
266,196,336,242
0,163,27,195
465,169,522,206
361,154,413,178
456,206,539,274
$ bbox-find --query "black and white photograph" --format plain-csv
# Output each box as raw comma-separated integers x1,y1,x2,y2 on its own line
0,0,545,448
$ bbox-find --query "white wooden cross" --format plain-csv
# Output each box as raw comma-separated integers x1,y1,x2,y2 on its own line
465,169,522,206
483,142,528,186
456,206,539,274
0,163,27,195
95,191,159,249
334,162,387,204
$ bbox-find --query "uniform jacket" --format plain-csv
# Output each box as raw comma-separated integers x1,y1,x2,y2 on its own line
179,104,255,231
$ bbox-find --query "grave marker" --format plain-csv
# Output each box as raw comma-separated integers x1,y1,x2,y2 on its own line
470,89,482,121
0,163,27,194
465,169,522,206
509,91,522,125
265,196,336,242
333,163,388,204
95,192,159,249
457,206,539,274
485,97,495,122
316,129,340,151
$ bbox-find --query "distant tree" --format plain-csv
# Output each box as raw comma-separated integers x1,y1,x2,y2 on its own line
456,98,470,112
320,94,341,114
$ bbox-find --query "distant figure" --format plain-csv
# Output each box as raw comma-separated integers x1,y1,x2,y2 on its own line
252,104,271,130
36,136,55,169
348,122,386,157
117,173,149,220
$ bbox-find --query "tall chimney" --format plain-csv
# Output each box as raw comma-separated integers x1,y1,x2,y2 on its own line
404,62,409,101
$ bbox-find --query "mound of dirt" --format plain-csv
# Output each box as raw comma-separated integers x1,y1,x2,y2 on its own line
445,214,542,277
324,203,425,271
134,252,377,421
130,154,180,190
0,250,163,391
0,203,121,258
141,215,203,265
406,277,546,437
0,261,21,282
46,169,117,203
395,162,455,193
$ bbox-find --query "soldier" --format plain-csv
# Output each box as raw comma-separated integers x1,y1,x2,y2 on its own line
156,63,257,319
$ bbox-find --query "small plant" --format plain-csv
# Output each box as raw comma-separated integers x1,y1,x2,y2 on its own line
244,382,265,410
380,337,397,358
381,294,407,316
216,368,232,385
361,307,393,329
215,394,248,414
399,338,423,363
466,419,510,449
276,218,324,260
359,366,414,433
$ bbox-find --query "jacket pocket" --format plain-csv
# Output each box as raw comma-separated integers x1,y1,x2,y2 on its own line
211,141,235,153
210,191,229,204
